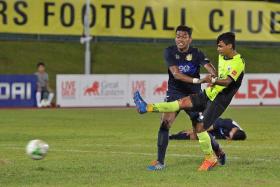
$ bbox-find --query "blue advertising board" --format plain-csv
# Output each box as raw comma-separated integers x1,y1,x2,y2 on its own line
0,75,37,107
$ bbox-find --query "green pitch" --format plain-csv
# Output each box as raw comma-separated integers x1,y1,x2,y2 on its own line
0,107,280,187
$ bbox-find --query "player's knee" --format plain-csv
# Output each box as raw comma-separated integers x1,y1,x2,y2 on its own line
178,97,192,109
160,120,171,130
190,112,200,123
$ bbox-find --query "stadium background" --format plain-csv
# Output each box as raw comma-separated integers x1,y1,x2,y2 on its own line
1,0,280,186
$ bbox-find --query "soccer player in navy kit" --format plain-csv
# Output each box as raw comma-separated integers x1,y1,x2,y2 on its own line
146,26,225,170
170,118,247,140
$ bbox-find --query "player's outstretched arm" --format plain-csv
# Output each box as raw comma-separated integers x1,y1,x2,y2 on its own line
212,76,233,87
169,66,211,84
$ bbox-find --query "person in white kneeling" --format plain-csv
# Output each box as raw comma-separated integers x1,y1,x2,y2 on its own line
34,62,54,108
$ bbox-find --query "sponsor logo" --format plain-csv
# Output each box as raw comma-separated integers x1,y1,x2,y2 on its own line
84,81,100,96
235,79,280,99
61,81,76,98
153,81,167,95
175,54,180,60
131,80,146,97
231,70,237,76
84,81,125,96
179,65,190,73
0,82,31,100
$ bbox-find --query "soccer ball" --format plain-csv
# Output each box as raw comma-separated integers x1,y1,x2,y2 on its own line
26,139,49,160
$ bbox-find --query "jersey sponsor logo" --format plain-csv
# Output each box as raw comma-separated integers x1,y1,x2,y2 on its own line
231,70,237,77
153,81,167,95
185,54,192,61
175,54,180,60
178,65,190,73
84,81,100,96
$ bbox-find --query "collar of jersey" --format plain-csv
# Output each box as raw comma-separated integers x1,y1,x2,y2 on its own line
223,53,240,60
177,46,192,54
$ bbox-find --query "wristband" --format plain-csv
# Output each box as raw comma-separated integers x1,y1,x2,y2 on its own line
211,77,218,84
192,78,200,84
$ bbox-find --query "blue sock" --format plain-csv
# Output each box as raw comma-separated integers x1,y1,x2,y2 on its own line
209,133,220,152
157,127,169,164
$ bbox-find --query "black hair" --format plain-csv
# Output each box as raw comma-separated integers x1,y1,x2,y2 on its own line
176,25,192,37
232,129,247,140
216,32,236,49
37,62,45,68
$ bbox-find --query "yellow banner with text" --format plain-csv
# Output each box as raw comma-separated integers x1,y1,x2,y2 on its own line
0,0,279,41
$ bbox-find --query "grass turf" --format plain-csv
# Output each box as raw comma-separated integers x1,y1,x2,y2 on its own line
0,107,280,186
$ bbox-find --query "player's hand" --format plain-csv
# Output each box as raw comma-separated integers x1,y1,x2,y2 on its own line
200,74,212,84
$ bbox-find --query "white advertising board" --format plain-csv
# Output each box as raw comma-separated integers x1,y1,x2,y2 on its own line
57,74,280,107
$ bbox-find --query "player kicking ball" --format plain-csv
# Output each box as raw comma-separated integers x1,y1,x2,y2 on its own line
134,32,245,171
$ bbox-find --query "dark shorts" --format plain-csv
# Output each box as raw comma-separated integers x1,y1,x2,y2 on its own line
165,91,199,121
41,90,49,99
209,130,226,140
190,91,226,129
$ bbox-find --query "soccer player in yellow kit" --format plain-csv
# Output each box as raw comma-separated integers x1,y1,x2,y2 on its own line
134,32,245,171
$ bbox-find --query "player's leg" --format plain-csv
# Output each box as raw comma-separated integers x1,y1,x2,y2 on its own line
185,110,224,167
46,88,54,106
148,112,178,170
208,133,226,165
189,112,226,165
133,91,192,113
46,92,54,106
195,101,226,171
36,88,42,108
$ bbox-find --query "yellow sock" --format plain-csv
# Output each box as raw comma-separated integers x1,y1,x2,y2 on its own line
197,131,214,156
146,101,180,112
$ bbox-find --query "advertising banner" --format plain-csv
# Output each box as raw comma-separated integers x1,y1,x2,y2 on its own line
0,75,37,107
0,0,279,42
57,74,280,107
56,74,128,107
232,74,280,105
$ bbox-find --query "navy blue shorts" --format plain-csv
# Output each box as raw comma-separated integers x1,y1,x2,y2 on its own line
165,91,199,122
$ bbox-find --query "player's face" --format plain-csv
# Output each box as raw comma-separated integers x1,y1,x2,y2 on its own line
229,128,238,139
217,41,232,56
38,65,45,73
175,31,192,51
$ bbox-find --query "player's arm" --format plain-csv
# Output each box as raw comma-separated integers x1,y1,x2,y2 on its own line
202,73,237,87
213,76,233,87
210,58,244,87
169,66,209,84
198,50,217,77
204,63,217,77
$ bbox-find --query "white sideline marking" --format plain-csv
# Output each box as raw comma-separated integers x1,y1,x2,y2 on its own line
3,146,279,163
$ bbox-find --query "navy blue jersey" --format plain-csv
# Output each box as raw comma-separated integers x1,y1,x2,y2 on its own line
164,46,210,94
209,118,243,139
